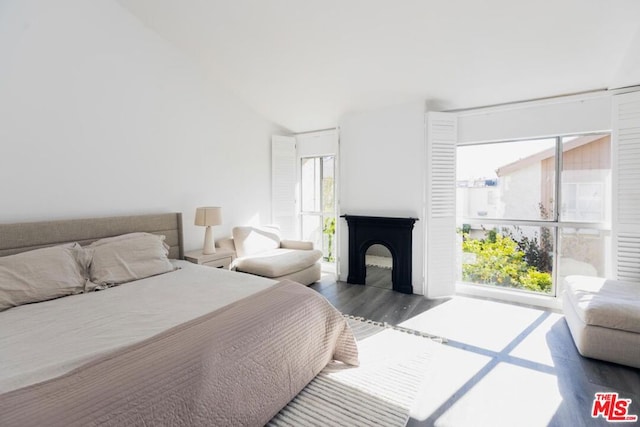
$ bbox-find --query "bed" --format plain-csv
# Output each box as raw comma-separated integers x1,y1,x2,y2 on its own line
0,213,358,426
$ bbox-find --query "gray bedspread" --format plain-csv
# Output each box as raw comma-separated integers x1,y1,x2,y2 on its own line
0,278,358,426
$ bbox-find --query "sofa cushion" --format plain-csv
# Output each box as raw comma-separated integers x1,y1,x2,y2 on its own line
232,226,280,258
564,275,640,334
280,240,314,250
235,248,322,278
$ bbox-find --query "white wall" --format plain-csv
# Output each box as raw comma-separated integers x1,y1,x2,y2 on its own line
339,102,426,294
0,0,283,251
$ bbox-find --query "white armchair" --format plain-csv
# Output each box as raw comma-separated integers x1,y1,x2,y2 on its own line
217,226,322,285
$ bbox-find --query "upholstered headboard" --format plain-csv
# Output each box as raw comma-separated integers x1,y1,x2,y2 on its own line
0,213,184,259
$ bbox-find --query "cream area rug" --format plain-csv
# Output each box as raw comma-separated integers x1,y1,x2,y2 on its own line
268,316,443,427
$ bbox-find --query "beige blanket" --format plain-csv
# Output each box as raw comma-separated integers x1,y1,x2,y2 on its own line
1,261,280,393
0,280,358,427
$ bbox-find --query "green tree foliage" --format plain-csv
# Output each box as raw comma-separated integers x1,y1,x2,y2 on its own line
503,227,553,273
462,229,552,293
323,217,336,262
502,204,553,274
521,269,552,293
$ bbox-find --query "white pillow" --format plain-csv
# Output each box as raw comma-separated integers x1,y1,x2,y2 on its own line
232,226,281,258
86,233,175,290
87,232,159,247
0,243,88,312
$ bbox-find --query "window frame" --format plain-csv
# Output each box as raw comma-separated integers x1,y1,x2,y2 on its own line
299,155,337,261
456,132,612,297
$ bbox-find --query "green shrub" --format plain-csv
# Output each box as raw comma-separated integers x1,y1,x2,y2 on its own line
521,269,552,293
503,226,553,274
322,217,336,262
461,230,552,293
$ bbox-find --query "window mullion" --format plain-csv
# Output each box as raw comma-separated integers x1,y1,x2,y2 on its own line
554,137,562,223
551,137,562,297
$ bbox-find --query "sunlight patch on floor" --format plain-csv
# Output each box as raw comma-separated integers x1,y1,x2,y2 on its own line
508,312,572,367
400,296,568,426
434,362,563,427
399,296,544,352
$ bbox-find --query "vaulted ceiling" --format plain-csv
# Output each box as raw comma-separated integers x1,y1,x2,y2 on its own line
118,0,640,132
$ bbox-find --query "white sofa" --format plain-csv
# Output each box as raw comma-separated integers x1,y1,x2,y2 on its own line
563,275,640,368
217,226,323,286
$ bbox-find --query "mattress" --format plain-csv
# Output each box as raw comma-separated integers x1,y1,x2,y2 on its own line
0,261,358,426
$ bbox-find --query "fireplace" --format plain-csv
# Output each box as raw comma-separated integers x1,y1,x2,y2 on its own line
341,215,418,294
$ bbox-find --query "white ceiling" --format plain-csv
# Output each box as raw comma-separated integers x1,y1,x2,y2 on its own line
118,0,640,132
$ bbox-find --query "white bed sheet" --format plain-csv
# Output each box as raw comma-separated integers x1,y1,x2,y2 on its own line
0,261,275,393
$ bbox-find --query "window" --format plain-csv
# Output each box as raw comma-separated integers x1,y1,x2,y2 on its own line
456,133,611,296
561,182,605,221
275,129,340,274
300,156,336,262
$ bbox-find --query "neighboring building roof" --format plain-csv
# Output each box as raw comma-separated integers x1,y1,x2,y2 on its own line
495,135,606,177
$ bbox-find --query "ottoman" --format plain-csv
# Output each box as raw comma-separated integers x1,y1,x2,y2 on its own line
563,275,640,368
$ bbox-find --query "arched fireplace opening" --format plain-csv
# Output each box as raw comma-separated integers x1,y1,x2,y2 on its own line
365,243,393,289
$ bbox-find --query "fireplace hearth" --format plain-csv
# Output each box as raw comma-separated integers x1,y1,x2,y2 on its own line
341,215,418,294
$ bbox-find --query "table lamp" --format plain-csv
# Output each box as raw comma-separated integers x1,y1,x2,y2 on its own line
194,207,222,254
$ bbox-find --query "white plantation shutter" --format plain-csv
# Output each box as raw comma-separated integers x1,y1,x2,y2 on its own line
613,91,640,282
272,135,298,239
425,112,457,297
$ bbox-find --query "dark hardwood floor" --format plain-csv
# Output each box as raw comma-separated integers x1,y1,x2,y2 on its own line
310,275,640,427
365,265,393,290
311,274,448,325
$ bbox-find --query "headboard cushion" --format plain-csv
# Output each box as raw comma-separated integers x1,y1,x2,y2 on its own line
0,213,184,260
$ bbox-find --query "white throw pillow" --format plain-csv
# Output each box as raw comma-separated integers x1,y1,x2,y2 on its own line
232,226,281,258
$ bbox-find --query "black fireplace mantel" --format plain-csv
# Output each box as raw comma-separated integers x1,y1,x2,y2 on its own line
341,215,418,294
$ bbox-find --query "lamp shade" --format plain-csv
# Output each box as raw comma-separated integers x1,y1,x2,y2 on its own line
194,207,222,227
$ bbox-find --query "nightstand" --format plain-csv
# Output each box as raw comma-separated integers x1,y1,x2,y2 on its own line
184,249,235,269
